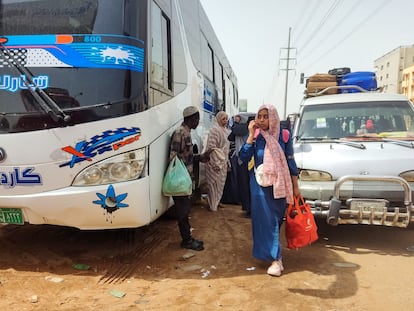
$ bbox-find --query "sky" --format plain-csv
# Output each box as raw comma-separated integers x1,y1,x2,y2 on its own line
199,0,414,117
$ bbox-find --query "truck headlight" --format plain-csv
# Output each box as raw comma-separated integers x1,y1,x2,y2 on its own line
72,149,146,186
400,171,414,182
299,169,332,181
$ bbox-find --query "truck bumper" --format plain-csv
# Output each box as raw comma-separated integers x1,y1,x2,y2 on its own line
301,175,414,228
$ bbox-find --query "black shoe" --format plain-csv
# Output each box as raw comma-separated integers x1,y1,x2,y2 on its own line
181,238,204,251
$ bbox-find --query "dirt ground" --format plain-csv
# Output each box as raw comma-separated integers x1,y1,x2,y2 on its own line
1,200,414,311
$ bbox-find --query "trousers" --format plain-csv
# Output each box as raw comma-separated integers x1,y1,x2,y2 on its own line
172,195,192,242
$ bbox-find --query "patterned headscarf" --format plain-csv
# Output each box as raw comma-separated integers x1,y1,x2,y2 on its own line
256,104,293,204
215,110,229,135
215,111,228,124
207,111,230,170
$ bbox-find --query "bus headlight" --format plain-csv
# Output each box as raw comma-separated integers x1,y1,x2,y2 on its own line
82,167,103,184
72,149,146,186
109,162,131,181
400,171,414,182
299,169,332,181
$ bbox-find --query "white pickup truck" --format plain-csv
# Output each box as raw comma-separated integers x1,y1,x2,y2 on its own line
292,86,414,228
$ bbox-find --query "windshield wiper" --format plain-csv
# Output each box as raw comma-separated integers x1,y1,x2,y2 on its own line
381,138,414,149
0,44,71,124
296,136,328,141
297,135,366,149
345,134,414,149
333,139,366,149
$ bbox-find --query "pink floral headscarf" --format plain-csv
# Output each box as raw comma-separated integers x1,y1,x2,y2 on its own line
256,104,293,204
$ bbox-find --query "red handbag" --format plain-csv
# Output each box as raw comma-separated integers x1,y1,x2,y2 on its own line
285,195,319,249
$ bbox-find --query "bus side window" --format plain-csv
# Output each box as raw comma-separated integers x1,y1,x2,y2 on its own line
150,2,172,106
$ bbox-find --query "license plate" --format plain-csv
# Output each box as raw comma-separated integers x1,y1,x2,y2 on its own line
0,208,24,225
350,199,387,212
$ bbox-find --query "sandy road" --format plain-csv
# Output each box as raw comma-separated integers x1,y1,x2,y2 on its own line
0,203,414,310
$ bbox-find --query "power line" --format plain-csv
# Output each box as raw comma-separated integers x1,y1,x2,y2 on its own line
298,0,361,64
297,0,343,53
300,0,390,73
290,0,313,44
292,0,322,46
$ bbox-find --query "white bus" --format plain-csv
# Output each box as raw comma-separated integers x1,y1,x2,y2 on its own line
0,0,238,229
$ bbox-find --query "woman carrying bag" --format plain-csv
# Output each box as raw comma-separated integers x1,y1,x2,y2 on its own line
238,104,300,277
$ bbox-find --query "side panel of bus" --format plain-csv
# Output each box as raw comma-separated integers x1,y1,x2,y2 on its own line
0,0,237,230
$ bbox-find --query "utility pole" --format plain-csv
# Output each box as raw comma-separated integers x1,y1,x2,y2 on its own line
279,27,296,119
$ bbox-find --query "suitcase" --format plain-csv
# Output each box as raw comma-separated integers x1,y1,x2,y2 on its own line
328,67,351,76
339,71,377,93
306,81,337,95
308,73,337,83
328,67,351,84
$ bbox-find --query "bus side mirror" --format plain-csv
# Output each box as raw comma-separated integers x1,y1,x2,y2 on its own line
300,73,305,84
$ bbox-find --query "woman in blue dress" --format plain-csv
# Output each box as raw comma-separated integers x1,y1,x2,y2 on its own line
238,104,300,276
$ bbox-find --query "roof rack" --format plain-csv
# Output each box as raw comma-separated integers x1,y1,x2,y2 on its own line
305,85,376,98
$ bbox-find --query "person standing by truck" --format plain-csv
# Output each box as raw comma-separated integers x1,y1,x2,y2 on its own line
238,104,300,276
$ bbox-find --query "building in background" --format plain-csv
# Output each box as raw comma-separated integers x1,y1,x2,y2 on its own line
401,65,414,102
238,98,248,112
374,45,414,94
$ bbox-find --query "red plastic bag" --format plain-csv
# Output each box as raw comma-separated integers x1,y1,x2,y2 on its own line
285,195,318,249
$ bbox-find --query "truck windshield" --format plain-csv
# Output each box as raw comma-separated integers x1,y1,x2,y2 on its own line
0,0,147,133
297,100,414,140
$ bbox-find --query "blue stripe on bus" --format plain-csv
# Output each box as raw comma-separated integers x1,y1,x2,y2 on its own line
3,35,144,72
48,44,144,72
203,101,214,113
4,35,57,45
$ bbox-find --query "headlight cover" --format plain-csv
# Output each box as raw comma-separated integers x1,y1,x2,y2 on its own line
299,169,332,181
72,149,146,186
399,170,414,182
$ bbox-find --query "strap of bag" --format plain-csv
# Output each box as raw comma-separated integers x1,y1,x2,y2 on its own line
287,195,307,217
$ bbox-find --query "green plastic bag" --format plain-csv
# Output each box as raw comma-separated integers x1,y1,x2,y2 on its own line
162,156,192,196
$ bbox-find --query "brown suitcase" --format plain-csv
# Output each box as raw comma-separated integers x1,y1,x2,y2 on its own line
308,73,337,82
306,81,337,95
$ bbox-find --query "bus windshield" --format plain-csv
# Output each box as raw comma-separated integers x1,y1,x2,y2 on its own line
0,0,148,133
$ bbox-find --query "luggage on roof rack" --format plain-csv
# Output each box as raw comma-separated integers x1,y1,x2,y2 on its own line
307,73,337,83
328,67,351,77
306,73,337,96
339,71,377,93
328,67,351,84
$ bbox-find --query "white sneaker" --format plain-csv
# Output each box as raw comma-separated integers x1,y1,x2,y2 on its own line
279,259,284,272
267,260,283,277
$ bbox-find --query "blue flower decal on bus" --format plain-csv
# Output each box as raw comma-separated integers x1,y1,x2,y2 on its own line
93,185,129,223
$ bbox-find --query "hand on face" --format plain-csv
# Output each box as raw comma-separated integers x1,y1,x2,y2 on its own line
248,120,258,136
